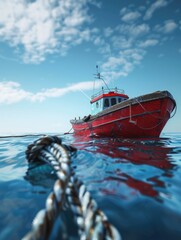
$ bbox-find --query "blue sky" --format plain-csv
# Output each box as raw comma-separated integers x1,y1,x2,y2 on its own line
0,0,180,134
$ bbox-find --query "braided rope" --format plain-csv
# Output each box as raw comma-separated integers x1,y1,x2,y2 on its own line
23,136,121,240
67,175,121,240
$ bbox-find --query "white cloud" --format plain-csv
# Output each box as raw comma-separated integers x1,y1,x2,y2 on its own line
0,80,103,104
138,39,159,48
0,81,32,104
101,48,145,79
155,20,178,33
163,20,177,33
89,0,102,8
132,24,150,37
116,23,150,38
0,54,19,63
97,1,177,81
121,11,141,22
0,0,176,85
104,27,113,37
0,0,97,63
100,22,149,76
144,0,168,20
120,7,127,16
111,36,132,50
95,18,150,80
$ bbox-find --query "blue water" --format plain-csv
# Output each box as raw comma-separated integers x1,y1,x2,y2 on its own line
0,133,181,240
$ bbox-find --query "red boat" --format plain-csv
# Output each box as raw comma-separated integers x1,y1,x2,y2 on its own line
70,71,176,138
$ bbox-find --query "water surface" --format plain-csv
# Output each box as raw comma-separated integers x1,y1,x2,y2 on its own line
0,133,181,239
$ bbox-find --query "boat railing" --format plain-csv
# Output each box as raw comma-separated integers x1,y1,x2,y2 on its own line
91,87,125,99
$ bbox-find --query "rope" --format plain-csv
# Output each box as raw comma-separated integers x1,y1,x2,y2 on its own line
23,136,121,240
170,103,177,118
129,104,137,124
134,98,162,120
135,97,177,120
0,133,46,139
64,127,73,135
129,97,177,130
135,116,167,130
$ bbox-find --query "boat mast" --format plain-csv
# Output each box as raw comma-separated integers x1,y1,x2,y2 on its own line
95,65,110,91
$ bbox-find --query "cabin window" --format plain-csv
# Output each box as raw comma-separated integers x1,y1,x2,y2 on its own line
118,98,122,103
111,98,116,106
104,98,109,108
96,102,99,108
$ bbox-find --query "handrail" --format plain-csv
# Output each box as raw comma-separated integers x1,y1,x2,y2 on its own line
91,87,125,99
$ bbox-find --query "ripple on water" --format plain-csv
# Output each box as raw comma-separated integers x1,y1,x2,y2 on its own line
0,133,181,240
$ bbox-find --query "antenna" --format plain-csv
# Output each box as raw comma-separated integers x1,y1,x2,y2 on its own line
94,65,110,91
96,65,101,79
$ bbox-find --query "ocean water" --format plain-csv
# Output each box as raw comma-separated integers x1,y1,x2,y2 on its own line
0,133,181,240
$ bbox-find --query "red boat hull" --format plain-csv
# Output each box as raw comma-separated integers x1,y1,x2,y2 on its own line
70,91,176,138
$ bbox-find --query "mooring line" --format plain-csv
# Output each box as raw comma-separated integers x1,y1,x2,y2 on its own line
23,135,122,240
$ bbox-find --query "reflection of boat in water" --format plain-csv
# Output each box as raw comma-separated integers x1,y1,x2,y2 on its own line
70,67,176,138
24,135,181,240
72,136,174,199
73,136,174,169
25,134,175,199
